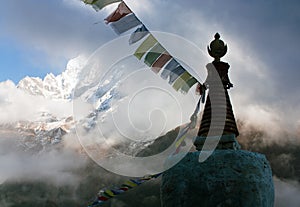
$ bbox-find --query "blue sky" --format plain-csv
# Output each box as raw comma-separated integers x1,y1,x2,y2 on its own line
0,38,66,82
0,0,299,128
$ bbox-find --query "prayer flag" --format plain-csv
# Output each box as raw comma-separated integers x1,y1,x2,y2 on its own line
129,25,149,45
172,71,193,91
104,189,115,197
83,0,122,11
105,2,132,24
130,179,143,185
151,53,172,73
111,189,124,195
134,34,157,59
144,43,167,66
90,200,103,207
98,196,109,201
123,180,138,188
83,0,94,4
175,133,188,148
168,65,186,84
87,173,162,207
110,13,142,35
160,58,179,80
120,187,129,191
181,77,198,93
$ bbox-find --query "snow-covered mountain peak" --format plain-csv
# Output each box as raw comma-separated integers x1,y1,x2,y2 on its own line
65,55,86,76
2,55,164,153
17,76,44,96
17,56,86,100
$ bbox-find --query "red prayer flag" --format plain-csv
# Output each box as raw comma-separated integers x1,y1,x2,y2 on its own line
104,1,132,24
151,53,172,73
98,196,109,201
120,187,129,191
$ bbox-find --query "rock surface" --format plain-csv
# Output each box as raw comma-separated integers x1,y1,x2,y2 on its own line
161,150,274,207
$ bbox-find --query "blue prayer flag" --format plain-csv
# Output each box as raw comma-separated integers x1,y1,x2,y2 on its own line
160,58,179,80
129,25,149,45
110,13,142,35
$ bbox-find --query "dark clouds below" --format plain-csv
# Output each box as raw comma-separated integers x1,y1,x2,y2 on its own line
1,122,300,207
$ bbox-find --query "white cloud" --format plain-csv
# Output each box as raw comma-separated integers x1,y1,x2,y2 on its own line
274,177,300,207
0,80,72,123
0,0,112,70
0,135,87,185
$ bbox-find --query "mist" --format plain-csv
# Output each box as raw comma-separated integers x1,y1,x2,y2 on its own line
0,132,87,185
0,80,73,124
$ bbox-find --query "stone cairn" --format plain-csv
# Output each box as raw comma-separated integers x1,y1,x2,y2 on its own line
161,33,275,207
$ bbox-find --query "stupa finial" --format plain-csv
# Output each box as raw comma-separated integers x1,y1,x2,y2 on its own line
207,33,227,61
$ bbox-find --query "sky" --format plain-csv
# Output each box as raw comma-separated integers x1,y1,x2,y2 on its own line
0,0,299,128
0,0,299,82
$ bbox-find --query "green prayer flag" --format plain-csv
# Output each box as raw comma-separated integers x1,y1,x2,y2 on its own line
134,34,157,60
104,190,115,197
144,43,167,66
82,0,96,4
172,71,192,91
123,180,137,188
83,0,122,11
181,77,198,93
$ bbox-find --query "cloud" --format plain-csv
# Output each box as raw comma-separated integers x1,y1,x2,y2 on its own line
0,134,87,186
274,177,300,207
0,0,113,69
120,0,300,137
0,80,73,123
1,0,299,129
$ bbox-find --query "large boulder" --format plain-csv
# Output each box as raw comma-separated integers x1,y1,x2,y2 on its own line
161,150,274,207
